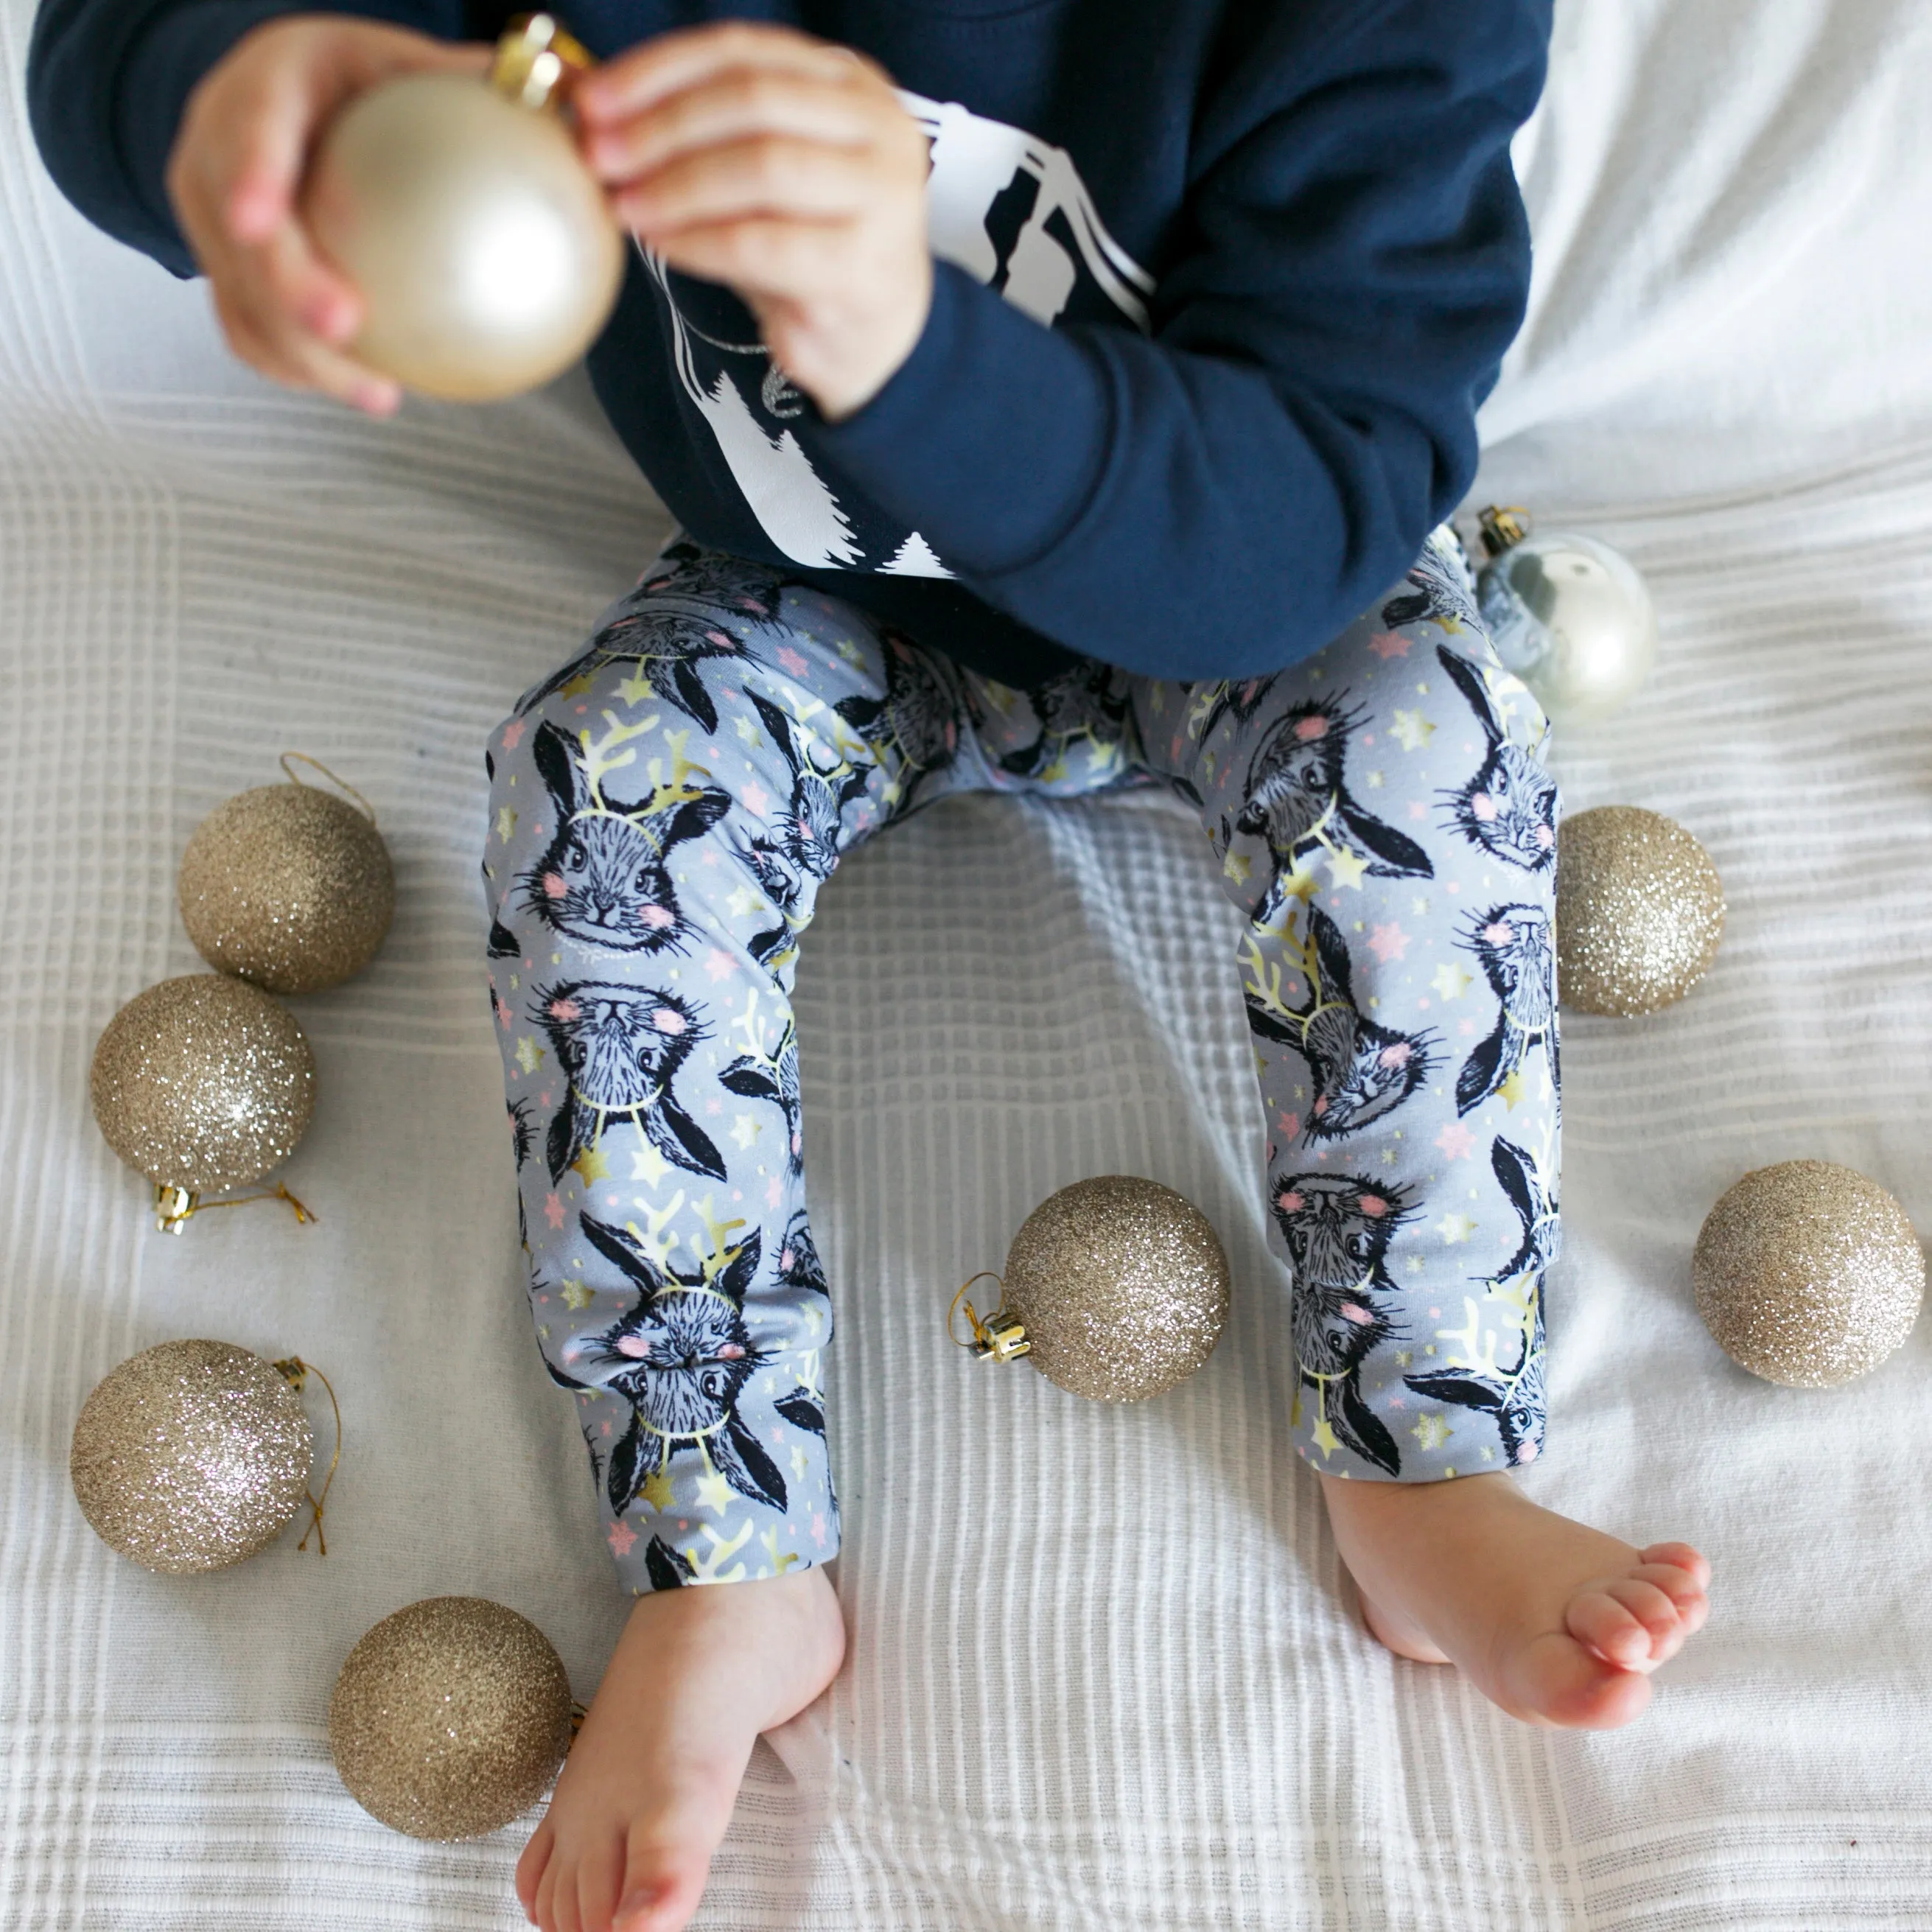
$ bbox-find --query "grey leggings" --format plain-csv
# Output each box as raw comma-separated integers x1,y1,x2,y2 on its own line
484,530,1561,1593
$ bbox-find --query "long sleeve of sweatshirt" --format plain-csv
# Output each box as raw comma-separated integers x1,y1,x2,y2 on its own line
27,0,1550,683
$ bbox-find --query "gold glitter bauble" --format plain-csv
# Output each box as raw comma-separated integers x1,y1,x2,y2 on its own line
91,976,316,1192
179,783,394,994
330,1597,574,1840
1693,1161,1925,1387
70,1340,313,1571
1001,1177,1230,1401
1557,805,1725,1016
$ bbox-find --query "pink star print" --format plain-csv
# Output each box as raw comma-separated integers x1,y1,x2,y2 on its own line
1278,1111,1301,1139
501,719,525,750
608,1519,637,1558
1367,631,1412,660
544,1193,565,1230
777,645,810,678
743,781,771,816
1368,922,1410,963
704,948,737,982
1435,1122,1477,1161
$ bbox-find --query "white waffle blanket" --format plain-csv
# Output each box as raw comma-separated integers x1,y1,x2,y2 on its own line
4,0,1931,1924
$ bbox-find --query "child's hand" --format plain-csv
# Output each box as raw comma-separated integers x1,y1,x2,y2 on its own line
167,17,490,416
575,23,932,422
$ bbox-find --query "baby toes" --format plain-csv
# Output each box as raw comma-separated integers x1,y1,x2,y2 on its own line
614,1848,710,1932
517,1821,556,1924
573,1836,626,1932
1639,1542,1712,1625
1566,1579,1679,1670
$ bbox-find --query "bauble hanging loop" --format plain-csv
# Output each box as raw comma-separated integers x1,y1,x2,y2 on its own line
301,13,626,402
178,757,394,994
70,1340,323,1572
91,974,317,1200
1474,506,1659,724
961,1177,1230,1401
329,1597,574,1839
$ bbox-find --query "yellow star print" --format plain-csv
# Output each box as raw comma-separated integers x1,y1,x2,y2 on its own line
727,884,768,920
1326,847,1370,891
1430,963,1472,1001
1222,848,1252,885
1497,1070,1527,1110
694,1468,737,1513
559,671,596,699
1410,1413,1453,1452
1312,1415,1341,1457
495,807,517,844
1435,1212,1478,1245
514,1036,545,1074
729,1114,762,1149
640,1464,676,1513
630,1144,673,1188
561,1278,593,1312
1391,708,1435,751
571,1144,613,1187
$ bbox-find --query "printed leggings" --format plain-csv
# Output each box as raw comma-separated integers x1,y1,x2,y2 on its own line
484,532,1561,1593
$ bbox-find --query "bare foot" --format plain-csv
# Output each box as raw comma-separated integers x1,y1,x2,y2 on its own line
1319,1471,1709,1729
517,1566,845,1932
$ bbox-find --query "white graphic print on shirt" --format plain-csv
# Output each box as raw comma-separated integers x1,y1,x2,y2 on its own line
642,91,1155,577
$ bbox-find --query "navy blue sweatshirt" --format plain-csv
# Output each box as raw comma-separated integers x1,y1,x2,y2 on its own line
29,0,1550,685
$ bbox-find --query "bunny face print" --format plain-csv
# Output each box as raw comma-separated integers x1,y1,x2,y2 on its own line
1436,648,1556,872
520,721,732,954
1455,903,1557,1116
535,981,727,1184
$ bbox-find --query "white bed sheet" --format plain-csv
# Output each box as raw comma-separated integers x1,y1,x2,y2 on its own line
4,0,1931,1925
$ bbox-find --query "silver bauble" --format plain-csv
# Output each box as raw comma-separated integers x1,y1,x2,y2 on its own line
303,70,624,402
1557,805,1725,1016
71,1340,313,1572
1693,1161,1924,1387
329,1597,574,1839
179,781,394,994
1477,530,1658,724
90,975,317,1192
1001,1177,1230,1401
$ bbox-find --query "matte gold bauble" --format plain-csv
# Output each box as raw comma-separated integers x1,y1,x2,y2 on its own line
90,975,316,1192
179,781,394,994
1475,512,1659,724
1001,1176,1230,1401
1557,805,1724,1016
330,1597,574,1839
1694,1161,1923,1387
302,37,624,403
70,1340,313,1571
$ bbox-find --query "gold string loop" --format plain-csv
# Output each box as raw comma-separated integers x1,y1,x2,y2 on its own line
153,1180,317,1235
279,752,378,826
948,1272,1030,1365
273,1357,342,1555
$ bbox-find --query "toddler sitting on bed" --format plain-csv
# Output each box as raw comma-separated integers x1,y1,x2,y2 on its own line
31,1,1712,1925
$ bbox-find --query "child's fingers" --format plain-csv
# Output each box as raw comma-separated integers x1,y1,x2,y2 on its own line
576,20,878,127
615,136,889,232
211,256,399,414
643,214,852,302
581,68,883,183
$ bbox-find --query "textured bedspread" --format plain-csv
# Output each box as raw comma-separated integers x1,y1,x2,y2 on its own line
4,0,1931,1925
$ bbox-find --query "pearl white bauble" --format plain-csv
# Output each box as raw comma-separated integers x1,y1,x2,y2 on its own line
302,72,625,402
1476,531,1659,725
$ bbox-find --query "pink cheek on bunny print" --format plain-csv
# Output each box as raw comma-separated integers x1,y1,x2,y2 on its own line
543,872,567,898
637,905,676,929
616,1336,650,1357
